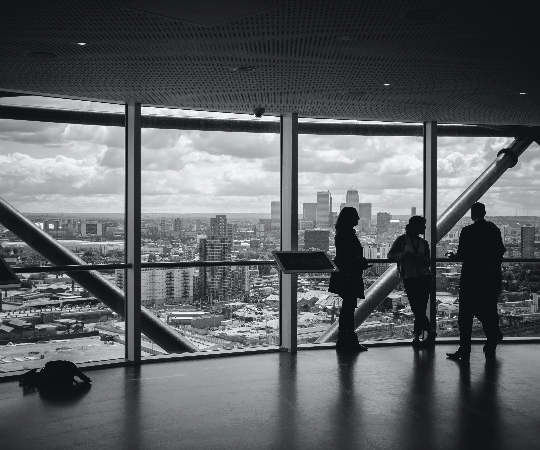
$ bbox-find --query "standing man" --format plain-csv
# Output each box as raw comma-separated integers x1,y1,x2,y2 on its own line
447,202,506,362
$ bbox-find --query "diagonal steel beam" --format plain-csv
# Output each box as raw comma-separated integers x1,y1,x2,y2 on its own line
317,134,534,343
0,197,199,353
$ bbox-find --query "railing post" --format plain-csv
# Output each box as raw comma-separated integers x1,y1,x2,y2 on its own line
280,113,298,353
423,121,437,330
125,103,142,362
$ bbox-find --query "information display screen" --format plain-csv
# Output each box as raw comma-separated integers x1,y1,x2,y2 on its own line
0,256,20,287
272,251,337,274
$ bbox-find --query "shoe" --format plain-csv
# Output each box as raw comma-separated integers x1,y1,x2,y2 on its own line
348,333,368,352
424,330,437,345
411,336,423,347
446,350,470,362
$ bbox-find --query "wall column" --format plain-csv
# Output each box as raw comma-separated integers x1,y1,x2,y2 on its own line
423,121,437,329
125,103,142,362
280,113,298,352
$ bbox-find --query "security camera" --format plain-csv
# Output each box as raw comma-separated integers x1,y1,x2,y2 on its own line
253,107,265,118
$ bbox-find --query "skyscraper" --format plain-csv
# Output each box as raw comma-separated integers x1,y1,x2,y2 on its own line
358,203,372,232
377,212,391,234
199,215,233,303
316,191,332,229
303,203,317,222
271,201,280,237
521,226,535,258
345,188,360,215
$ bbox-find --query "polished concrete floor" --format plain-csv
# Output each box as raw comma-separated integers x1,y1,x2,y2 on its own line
1,343,540,450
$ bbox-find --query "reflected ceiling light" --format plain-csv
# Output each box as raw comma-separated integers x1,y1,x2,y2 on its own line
403,9,441,20
232,66,256,72
26,52,57,60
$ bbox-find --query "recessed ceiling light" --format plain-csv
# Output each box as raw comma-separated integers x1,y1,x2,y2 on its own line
26,52,57,60
383,83,390,86
77,42,87,46
232,66,256,72
519,92,527,95
403,9,440,21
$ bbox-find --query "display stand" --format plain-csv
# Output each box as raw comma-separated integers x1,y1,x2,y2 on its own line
271,251,338,274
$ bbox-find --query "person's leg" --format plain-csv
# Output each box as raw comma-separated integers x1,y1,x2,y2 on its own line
336,301,349,349
457,297,474,355
404,277,430,338
476,298,501,353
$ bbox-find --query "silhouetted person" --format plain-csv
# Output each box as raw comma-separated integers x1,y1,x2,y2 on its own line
388,216,436,347
329,207,369,352
447,202,505,362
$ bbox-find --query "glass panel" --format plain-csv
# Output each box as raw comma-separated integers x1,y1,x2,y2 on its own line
139,107,280,351
297,124,423,343
0,271,128,373
0,96,125,371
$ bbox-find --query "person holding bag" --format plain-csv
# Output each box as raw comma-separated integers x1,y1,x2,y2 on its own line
328,207,369,352
388,215,437,347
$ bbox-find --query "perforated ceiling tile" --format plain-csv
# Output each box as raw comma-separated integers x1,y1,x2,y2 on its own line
1,0,539,124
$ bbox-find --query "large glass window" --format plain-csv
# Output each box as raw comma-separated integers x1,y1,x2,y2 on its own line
139,107,280,352
297,121,423,343
0,96,125,371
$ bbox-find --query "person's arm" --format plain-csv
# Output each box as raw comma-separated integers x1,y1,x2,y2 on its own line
388,235,405,261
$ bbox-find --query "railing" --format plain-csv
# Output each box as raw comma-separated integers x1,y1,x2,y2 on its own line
10,258,540,274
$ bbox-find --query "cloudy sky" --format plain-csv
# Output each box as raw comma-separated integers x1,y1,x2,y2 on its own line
1,96,539,217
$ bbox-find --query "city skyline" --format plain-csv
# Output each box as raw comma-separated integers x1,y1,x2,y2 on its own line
2,96,540,216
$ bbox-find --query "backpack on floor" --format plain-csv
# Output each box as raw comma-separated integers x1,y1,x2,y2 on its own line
19,360,92,390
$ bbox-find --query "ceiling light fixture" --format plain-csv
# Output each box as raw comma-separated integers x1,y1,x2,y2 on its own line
519,92,526,95
383,83,390,86
232,66,256,72
403,9,441,21
77,42,87,46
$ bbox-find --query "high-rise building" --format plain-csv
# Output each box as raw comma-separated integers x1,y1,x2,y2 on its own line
303,203,317,222
345,188,360,215
116,267,195,307
271,201,281,237
376,212,391,234
316,191,332,229
411,207,417,216
210,215,229,238
521,226,535,258
174,218,184,239
359,203,372,221
304,230,330,252
81,221,102,236
198,236,232,303
358,203,372,232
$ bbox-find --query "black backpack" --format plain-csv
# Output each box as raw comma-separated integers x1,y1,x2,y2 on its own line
19,360,92,390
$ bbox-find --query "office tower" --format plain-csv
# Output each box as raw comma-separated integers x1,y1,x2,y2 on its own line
271,201,281,237
304,230,330,252
174,218,184,239
358,203,372,232
303,203,317,222
358,203,372,221
316,191,332,229
346,188,360,215
210,214,229,238
198,236,232,303
376,212,391,234
411,207,417,216
81,221,102,236
116,267,194,307
300,219,315,230
521,226,535,258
